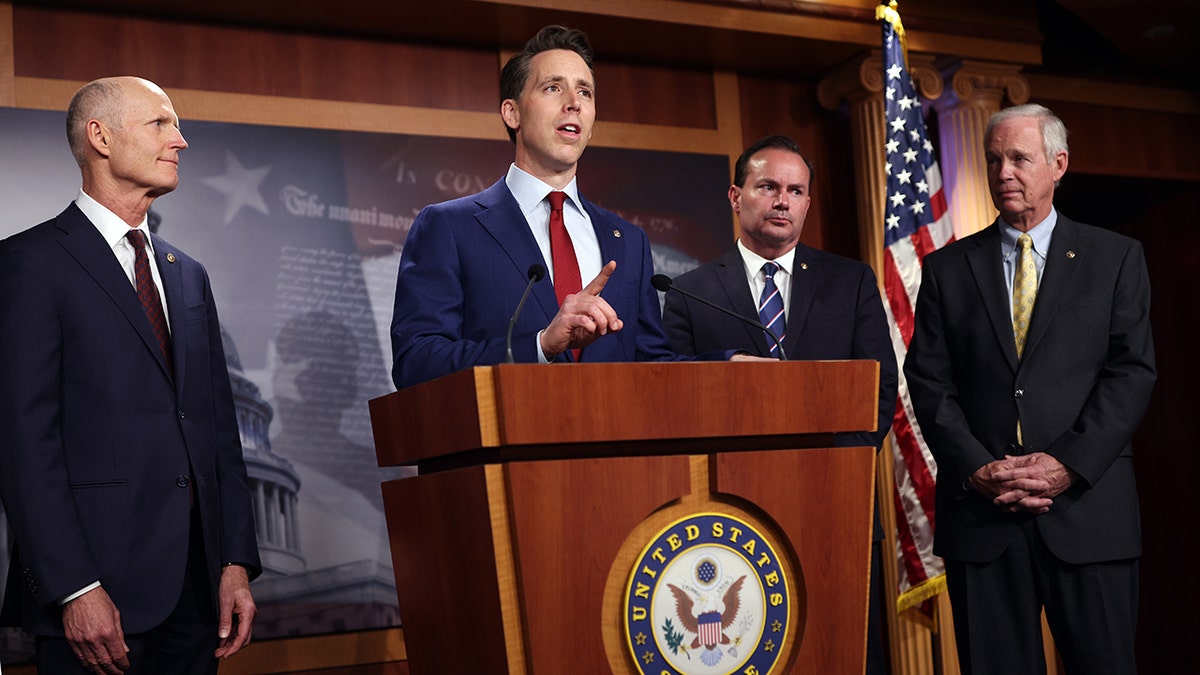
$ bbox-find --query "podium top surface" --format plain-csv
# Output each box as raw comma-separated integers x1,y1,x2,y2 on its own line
370,360,878,467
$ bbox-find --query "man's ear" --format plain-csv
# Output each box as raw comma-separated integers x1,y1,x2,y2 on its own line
1052,150,1069,183
728,185,742,215
500,99,519,135
86,119,112,158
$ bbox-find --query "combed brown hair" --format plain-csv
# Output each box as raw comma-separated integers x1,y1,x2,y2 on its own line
498,25,594,143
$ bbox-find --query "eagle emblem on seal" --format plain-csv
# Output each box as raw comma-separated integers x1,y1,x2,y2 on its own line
667,573,746,667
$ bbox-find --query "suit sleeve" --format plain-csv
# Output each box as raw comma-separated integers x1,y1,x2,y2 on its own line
1044,240,1156,486
661,281,698,356
0,241,101,607
904,257,996,490
201,267,262,578
390,205,545,389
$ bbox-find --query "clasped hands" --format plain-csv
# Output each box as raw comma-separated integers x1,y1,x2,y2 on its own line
967,452,1078,515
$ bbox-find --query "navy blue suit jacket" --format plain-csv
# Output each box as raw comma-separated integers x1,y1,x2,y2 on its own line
391,179,709,389
0,203,261,636
663,244,898,450
905,216,1156,564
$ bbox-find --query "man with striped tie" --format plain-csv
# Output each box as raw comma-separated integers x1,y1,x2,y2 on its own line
662,134,897,674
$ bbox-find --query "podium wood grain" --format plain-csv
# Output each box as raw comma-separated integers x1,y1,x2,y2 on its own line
372,361,879,674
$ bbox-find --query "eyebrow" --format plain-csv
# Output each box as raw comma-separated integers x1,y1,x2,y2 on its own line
537,74,594,91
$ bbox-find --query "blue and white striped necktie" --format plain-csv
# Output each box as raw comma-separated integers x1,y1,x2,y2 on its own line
758,261,786,356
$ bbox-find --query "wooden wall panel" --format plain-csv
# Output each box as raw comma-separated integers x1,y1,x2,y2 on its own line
1049,99,1200,181
595,60,718,129
12,6,500,112
736,73,861,260
0,2,12,105
12,6,725,132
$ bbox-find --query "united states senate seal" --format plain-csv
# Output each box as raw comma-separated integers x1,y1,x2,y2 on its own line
624,512,790,674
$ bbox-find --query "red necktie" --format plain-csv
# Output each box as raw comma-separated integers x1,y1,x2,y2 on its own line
126,230,173,373
547,191,583,361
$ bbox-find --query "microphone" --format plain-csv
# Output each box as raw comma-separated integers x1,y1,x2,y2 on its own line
652,273,787,360
506,264,547,363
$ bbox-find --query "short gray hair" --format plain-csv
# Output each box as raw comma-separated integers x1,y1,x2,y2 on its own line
986,103,1069,161
65,78,127,167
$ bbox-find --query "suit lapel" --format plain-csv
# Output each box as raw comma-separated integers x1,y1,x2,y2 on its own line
155,237,186,388
583,193,646,297
56,205,173,380
1022,216,1080,359
474,180,559,323
965,222,1019,371
580,196,640,363
584,197,618,274
713,248,767,353
784,244,817,357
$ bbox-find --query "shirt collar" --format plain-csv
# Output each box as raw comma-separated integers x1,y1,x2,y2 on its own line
75,189,153,251
737,239,798,277
505,163,582,219
1001,207,1057,259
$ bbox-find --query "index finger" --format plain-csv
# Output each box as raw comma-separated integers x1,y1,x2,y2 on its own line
217,616,254,658
582,260,617,296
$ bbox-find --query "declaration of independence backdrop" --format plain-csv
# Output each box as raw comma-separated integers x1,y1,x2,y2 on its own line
0,105,732,657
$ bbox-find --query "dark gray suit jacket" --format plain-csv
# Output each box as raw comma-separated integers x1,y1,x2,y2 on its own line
904,215,1156,564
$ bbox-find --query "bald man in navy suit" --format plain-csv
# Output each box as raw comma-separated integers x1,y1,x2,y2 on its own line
0,76,260,675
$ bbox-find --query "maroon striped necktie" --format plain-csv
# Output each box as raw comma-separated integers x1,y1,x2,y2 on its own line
126,230,173,372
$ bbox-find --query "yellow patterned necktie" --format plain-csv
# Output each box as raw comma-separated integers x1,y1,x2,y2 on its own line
1012,234,1038,358
1012,233,1037,445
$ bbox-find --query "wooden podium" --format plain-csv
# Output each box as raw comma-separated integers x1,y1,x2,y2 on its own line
370,360,879,674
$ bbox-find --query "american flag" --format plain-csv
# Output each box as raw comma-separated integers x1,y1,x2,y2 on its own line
878,1,953,615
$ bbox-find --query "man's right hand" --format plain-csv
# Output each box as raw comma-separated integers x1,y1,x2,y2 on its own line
63,586,129,674
967,454,1053,515
540,260,623,358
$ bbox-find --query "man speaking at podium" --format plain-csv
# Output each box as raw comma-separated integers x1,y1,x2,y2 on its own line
390,25,741,390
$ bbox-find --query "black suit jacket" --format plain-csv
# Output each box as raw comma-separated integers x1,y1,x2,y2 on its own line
0,203,261,635
663,243,898,450
904,215,1156,564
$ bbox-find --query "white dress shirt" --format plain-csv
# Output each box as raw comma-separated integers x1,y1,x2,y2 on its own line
505,164,602,362
76,189,172,331
736,239,797,319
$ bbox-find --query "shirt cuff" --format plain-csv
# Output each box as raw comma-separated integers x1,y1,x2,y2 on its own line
60,581,101,605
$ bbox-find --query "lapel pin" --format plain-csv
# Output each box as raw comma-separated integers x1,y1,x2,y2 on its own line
612,229,622,238
799,262,808,270
1066,250,1076,259
166,253,176,263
